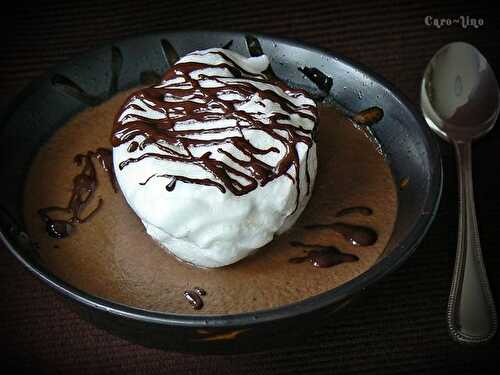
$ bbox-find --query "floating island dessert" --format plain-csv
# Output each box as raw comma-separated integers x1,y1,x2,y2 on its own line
111,48,319,268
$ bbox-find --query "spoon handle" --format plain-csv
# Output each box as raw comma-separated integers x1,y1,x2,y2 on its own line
448,141,497,343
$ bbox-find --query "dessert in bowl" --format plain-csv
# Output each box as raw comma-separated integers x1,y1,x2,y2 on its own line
0,32,441,352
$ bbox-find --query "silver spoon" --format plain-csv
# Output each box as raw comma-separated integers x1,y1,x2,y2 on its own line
421,41,499,343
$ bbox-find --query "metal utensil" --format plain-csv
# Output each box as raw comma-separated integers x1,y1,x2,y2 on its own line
421,41,499,343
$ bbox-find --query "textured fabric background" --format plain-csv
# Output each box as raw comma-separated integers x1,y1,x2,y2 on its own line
1,0,499,373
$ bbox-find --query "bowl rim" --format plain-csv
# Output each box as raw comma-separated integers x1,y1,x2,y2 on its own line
0,30,443,328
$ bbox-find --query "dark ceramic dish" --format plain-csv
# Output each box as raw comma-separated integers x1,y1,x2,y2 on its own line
0,31,442,353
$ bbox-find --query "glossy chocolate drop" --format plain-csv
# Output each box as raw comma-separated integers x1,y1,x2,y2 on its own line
45,220,73,239
165,178,177,192
288,242,359,268
330,223,377,246
184,290,204,310
308,247,359,268
305,222,378,246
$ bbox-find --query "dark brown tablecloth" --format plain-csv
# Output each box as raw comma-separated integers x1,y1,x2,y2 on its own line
1,0,499,373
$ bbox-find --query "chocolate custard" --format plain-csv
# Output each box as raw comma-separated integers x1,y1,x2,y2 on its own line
23,89,397,314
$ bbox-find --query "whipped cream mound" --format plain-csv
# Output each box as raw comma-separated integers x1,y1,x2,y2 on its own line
112,48,318,268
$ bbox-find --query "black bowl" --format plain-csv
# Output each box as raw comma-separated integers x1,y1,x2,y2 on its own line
0,31,442,353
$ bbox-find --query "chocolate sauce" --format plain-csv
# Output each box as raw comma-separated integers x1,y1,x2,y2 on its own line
288,242,358,268
38,148,116,239
127,141,139,153
336,206,373,217
305,222,377,246
298,67,333,95
193,287,207,296
111,50,318,211
44,219,73,239
184,290,204,310
93,148,118,192
352,107,384,126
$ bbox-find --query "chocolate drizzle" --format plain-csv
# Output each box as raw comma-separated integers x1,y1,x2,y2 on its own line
93,148,118,193
112,50,317,210
305,222,377,247
127,141,139,153
184,287,207,310
299,66,333,99
290,206,377,267
38,148,117,239
184,290,203,310
289,242,358,268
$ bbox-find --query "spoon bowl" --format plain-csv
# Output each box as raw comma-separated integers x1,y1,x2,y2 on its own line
421,41,500,142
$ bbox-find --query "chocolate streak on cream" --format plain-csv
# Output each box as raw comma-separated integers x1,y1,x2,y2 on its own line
127,141,139,153
288,241,358,268
352,107,384,126
305,222,377,247
184,290,204,310
336,206,373,217
112,50,317,211
38,148,116,239
156,174,226,193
